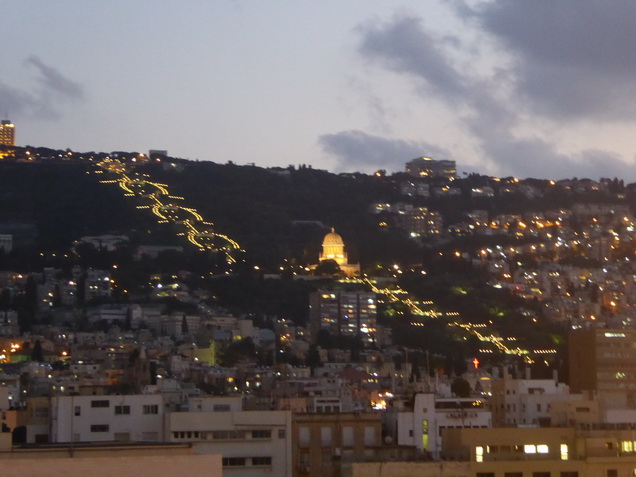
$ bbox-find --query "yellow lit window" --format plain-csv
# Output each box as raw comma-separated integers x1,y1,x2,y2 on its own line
475,446,484,463
560,444,568,460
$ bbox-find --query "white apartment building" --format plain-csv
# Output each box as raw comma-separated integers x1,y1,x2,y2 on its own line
167,407,292,477
489,370,582,427
50,394,164,443
397,393,491,458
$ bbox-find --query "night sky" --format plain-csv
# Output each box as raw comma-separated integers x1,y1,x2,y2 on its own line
4,1,636,180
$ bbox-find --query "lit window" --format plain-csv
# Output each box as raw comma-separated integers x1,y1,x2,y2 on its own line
560,444,569,460
524,445,537,454
537,445,549,454
476,446,484,462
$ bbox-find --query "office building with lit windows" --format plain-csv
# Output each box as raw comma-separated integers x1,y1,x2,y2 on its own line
569,328,636,408
353,426,636,477
0,120,15,146
309,290,377,343
406,157,456,180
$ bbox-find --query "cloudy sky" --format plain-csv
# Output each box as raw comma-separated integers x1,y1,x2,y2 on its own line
4,1,636,180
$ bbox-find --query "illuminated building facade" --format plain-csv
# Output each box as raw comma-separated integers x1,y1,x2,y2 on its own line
315,228,360,277
309,290,377,343
0,121,15,146
569,328,636,407
406,157,456,180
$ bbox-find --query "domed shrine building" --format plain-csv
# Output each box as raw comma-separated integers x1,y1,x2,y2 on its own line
313,228,360,277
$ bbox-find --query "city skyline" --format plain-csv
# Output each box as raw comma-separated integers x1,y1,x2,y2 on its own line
4,1,636,180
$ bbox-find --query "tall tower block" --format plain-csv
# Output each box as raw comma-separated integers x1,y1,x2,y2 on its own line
0,121,15,146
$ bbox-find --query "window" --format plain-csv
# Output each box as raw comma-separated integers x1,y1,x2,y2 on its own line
213,404,230,412
222,457,246,467
142,432,158,441
537,445,549,454
505,473,522,477
278,429,286,439
525,445,537,454
607,470,618,477
476,446,484,463
532,473,550,477
91,424,109,432
561,444,569,460
115,405,130,415
560,472,578,477
91,400,110,408
343,426,354,447
364,426,376,446
321,427,332,447
74,406,81,417
299,427,310,446
252,430,271,439
477,473,495,477
143,404,158,415
211,430,246,440
252,457,272,466
114,432,130,442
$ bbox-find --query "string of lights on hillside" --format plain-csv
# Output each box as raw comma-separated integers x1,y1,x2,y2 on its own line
95,158,242,264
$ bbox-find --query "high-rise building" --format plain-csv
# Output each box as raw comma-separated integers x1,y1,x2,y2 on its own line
406,157,456,179
0,121,15,146
569,328,636,407
309,290,377,343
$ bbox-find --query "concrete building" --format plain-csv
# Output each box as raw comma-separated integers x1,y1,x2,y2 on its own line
406,157,456,180
309,290,377,344
0,120,15,146
396,393,491,459
293,412,382,477
489,370,580,427
48,394,165,443
569,328,636,408
0,234,12,253
166,406,292,477
353,425,636,477
0,434,222,477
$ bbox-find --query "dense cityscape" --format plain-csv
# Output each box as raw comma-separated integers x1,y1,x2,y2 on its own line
3,118,636,476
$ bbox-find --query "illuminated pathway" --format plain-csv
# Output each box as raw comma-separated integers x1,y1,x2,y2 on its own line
361,278,552,364
95,158,242,264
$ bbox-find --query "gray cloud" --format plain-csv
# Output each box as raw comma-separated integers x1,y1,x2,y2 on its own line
26,56,83,99
0,57,83,120
319,129,450,172
467,1,636,120
351,10,631,180
477,130,627,181
357,14,466,103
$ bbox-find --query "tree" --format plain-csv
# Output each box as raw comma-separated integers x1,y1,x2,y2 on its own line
181,314,189,335
451,377,471,398
314,259,343,277
31,340,44,363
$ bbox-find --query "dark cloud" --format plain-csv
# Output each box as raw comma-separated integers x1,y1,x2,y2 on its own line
318,130,450,172
26,56,84,99
352,10,631,180
468,1,636,120
0,57,83,120
357,14,466,102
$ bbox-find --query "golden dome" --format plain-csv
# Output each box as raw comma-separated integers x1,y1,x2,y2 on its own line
322,228,344,246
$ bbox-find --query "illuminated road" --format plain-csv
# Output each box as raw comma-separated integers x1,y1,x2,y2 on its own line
96,158,242,264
